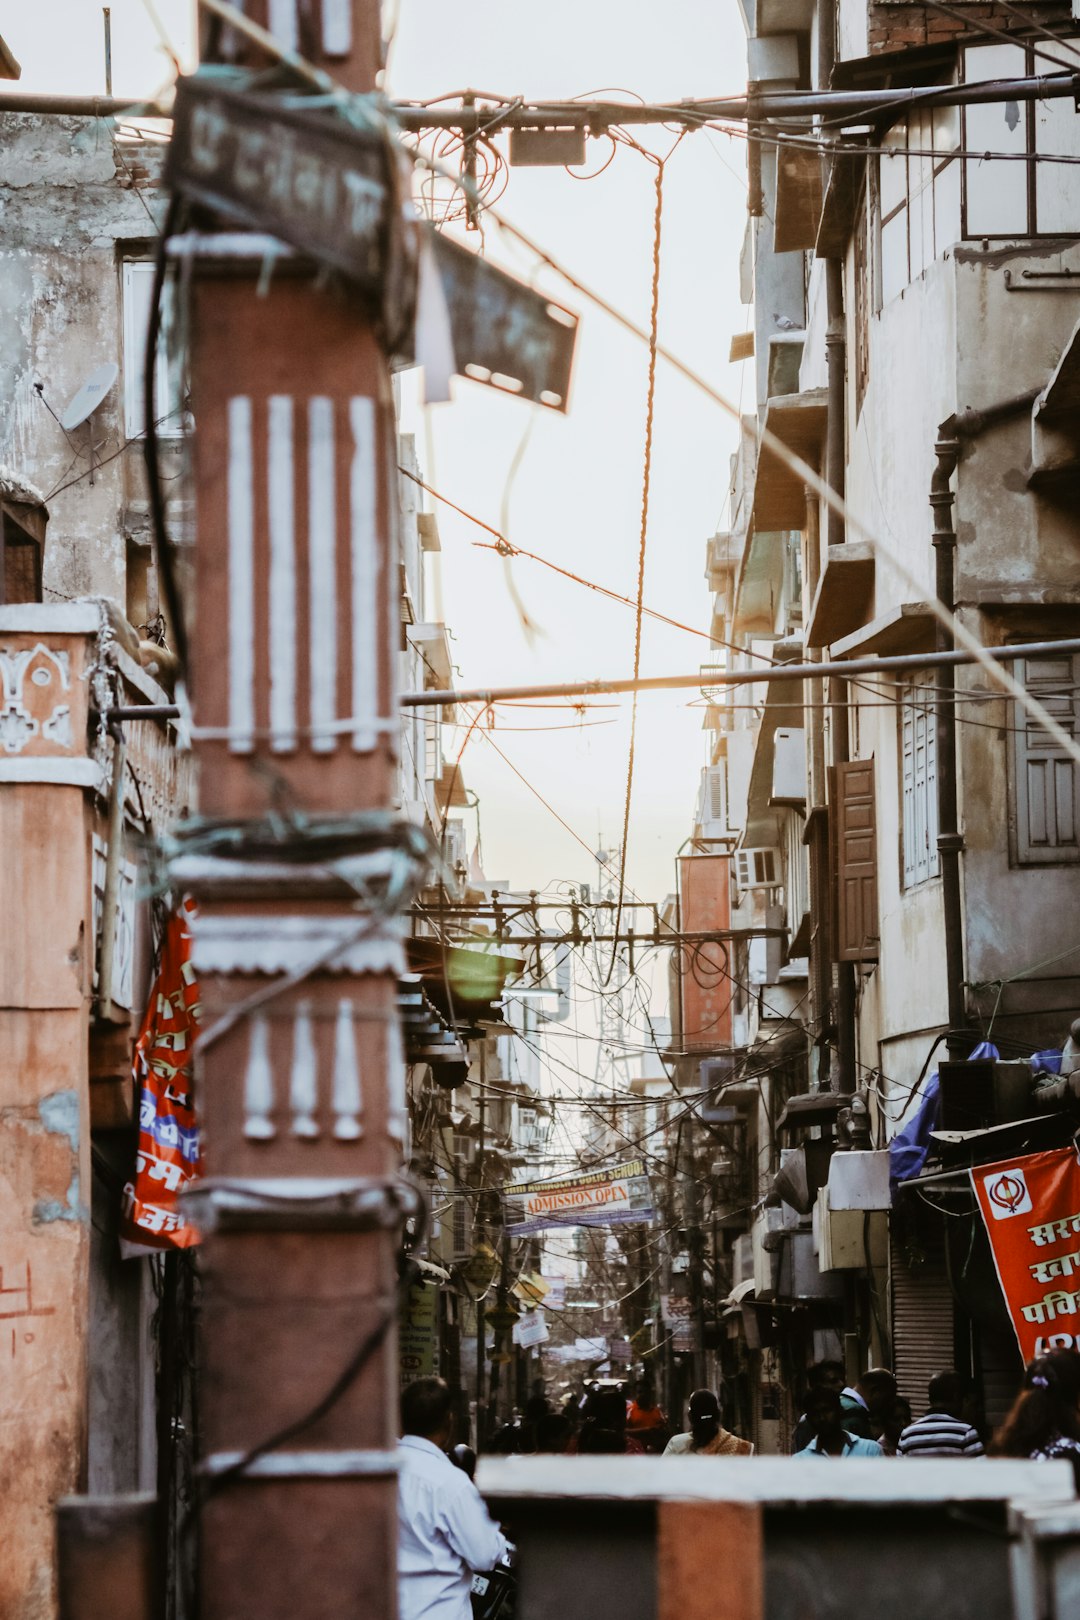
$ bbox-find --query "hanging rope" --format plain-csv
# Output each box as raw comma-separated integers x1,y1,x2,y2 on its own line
606,136,681,983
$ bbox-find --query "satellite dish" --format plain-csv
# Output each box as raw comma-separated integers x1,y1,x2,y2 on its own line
60,362,119,431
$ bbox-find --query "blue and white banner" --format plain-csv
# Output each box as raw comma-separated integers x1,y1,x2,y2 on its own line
503,1158,654,1236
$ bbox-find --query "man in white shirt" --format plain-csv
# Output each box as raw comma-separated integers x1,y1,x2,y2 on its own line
398,1377,507,1620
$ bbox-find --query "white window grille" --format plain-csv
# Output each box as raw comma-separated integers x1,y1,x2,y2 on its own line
900,674,941,888
962,42,1080,240
122,261,184,439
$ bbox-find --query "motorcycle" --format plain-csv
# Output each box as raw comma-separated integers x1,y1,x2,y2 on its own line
471,1543,517,1620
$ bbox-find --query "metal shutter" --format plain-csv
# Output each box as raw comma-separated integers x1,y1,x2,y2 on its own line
891,1225,956,1415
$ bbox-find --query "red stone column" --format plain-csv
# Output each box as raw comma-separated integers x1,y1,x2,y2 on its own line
181,11,412,1616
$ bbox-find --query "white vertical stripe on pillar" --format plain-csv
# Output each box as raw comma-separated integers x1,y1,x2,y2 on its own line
227,395,255,753
321,0,352,55
332,1000,364,1140
349,396,378,752
289,1000,320,1139
308,396,337,752
385,1011,407,1145
243,1014,276,1140
267,0,299,52
268,395,297,752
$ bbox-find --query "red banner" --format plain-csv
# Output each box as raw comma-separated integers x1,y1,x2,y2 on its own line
120,905,202,1253
972,1145,1080,1362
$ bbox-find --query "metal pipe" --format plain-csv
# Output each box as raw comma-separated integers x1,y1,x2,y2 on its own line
818,0,837,90
97,724,126,1015
101,635,1080,718
823,259,856,1092
803,487,832,1073
931,435,968,1059
825,261,846,547
103,8,112,98
99,704,180,723
0,71,1077,126
402,635,1080,708
393,75,1080,127
0,93,170,117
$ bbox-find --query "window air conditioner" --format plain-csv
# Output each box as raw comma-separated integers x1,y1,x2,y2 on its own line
735,846,780,889
937,1060,1033,1132
450,1196,475,1263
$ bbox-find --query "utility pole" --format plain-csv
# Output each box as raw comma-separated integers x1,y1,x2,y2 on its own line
474,1048,487,1450
172,5,416,1618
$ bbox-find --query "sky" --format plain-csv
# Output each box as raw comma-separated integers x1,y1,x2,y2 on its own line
6,0,751,912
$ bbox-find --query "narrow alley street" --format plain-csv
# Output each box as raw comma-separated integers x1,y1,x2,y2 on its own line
5,2,1080,1618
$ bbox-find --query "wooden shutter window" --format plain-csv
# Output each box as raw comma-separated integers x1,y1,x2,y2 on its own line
1010,653,1080,865
833,758,880,961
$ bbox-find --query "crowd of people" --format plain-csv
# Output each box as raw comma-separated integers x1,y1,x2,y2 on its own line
396,1350,1080,1619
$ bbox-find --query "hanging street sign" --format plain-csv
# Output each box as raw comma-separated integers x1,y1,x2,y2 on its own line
166,72,578,410
167,73,391,292
503,1158,654,1236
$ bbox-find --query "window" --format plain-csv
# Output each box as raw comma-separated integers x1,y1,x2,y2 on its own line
832,758,879,961
962,42,1080,239
854,177,871,416
900,674,940,888
879,103,961,305
122,261,184,438
1009,652,1080,865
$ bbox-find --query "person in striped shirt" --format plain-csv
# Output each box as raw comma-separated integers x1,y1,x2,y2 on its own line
897,1371,984,1458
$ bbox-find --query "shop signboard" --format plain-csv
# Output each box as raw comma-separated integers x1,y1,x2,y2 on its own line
972,1145,1080,1360
502,1159,653,1236
399,1278,438,1386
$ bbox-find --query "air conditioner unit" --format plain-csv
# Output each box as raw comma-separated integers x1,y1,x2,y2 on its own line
450,1196,474,1263
735,846,780,889
442,820,468,874
697,765,727,835
938,1060,1033,1132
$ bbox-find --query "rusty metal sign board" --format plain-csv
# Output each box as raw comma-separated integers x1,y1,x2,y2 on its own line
167,73,578,410
432,235,577,411
167,73,390,292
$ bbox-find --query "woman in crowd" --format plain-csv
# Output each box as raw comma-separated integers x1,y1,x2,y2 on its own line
576,1387,644,1454
989,1348,1080,1467
663,1388,754,1457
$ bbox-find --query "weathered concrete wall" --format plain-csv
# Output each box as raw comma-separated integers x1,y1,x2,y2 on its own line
954,241,1080,606
0,114,169,609
849,239,1080,1092
0,794,91,1620
845,247,958,612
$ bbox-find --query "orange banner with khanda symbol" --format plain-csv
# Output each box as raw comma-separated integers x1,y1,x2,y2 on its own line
972,1146,1080,1362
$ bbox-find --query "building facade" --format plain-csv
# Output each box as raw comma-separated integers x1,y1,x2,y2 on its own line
676,0,1080,1443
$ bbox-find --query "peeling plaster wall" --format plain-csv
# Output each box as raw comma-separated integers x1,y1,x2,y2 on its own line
0,113,169,607
0,784,91,1620
848,241,1080,1100
0,116,175,1620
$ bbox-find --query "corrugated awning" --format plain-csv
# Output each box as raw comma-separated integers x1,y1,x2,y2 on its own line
724,1278,756,1309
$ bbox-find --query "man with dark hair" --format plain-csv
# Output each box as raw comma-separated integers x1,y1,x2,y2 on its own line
897,1371,984,1458
841,1367,897,1439
792,1360,846,1451
398,1377,507,1620
793,1387,884,1458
